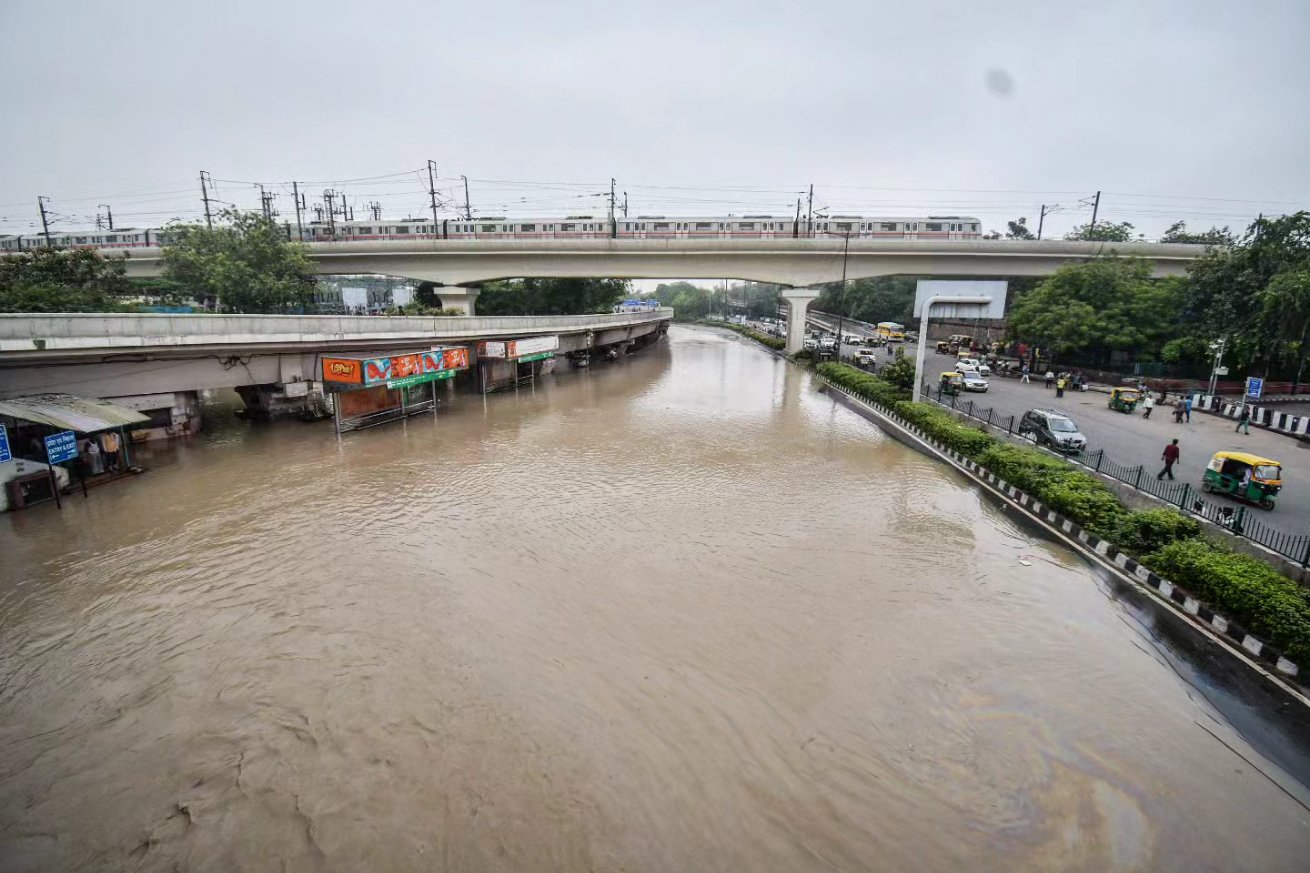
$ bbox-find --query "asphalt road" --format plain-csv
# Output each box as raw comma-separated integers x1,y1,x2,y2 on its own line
932,362,1310,541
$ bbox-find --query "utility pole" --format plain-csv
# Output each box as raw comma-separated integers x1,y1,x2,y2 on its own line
324,190,337,237
622,191,628,218
1089,190,1101,236
369,201,382,221
461,175,472,220
1037,204,1050,240
313,204,324,223
98,203,114,231
427,159,440,232
292,181,305,240
199,171,213,229
834,232,851,361
609,177,617,238
259,185,277,220
806,184,814,237
37,196,52,247
794,198,802,238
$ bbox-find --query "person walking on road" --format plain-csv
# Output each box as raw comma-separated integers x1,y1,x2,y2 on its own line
1142,392,1155,419
1045,369,1055,389
1021,363,1030,383
1173,399,1185,423
1236,406,1251,434
1184,395,1193,422
1055,375,1067,398
1158,438,1180,480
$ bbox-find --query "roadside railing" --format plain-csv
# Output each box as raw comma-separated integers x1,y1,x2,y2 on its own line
923,384,1310,566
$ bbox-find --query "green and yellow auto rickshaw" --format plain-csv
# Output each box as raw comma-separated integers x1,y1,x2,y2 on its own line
939,371,964,397
1107,387,1141,413
1202,451,1282,510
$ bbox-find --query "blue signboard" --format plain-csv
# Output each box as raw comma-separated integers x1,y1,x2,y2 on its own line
1246,377,1264,399
0,424,11,463
44,430,79,465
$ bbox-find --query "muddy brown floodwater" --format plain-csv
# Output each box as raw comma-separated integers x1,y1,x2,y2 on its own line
3,325,1310,872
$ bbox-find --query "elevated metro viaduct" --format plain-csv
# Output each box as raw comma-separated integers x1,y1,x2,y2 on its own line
101,237,1204,353
0,310,671,434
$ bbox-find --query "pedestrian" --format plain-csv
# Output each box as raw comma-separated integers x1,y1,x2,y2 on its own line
1173,399,1185,423
1020,363,1030,383
99,430,121,473
1045,369,1055,389
1055,376,1067,398
1158,438,1180,480
1236,405,1251,434
1184,394,1193,423
82,438,104,476
1142,392,1155,419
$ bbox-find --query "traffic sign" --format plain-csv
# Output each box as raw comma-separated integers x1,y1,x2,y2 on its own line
0,425,10,463
1246,377,1264,399
44,430,79,465
1214,366,1229,376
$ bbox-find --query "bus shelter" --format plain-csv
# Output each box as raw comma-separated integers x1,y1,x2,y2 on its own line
321,347,470,433
476,336,559,393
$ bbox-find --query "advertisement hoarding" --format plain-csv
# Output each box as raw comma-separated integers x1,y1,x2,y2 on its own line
322,358,363,384
507,336,559,359
443,347,470,370
478,341,507,359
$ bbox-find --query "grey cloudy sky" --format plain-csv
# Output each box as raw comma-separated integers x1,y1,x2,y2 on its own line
2,0,1307,240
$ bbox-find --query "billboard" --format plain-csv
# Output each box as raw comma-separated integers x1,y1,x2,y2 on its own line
478,341,507,359
507,335,559,358
444,347,470,370
322,358,363,384
912,280,1008,320
388,353,423,381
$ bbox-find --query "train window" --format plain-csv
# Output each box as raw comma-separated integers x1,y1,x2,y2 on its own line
76,236,86,244
696,222,714,230
521,223,536,232
878,223,896,231
394,226,410,234
739,222,754,230
560,223,575,231
835,222,852,232
481,224,498,232
357,226,372,234
653,222,670,230
925,222,942,231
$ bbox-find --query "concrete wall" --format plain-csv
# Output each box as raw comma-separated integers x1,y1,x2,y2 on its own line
102,238,1204,287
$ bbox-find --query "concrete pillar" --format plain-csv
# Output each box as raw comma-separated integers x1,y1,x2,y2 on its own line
234,381,326,421
437,286,481,315
780,288,822,354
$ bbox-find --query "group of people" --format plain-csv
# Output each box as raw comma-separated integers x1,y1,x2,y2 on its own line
1039,370,1086,397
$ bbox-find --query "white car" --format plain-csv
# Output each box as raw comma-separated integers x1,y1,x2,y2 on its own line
803,337,818,351
961,371,989,392
956,357,991,376
855,348,877,366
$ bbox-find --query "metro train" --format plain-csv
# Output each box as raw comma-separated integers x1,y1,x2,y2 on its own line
0,214,983,252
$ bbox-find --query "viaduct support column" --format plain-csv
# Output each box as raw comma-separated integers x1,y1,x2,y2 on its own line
436,286,481,315
780,288,821,355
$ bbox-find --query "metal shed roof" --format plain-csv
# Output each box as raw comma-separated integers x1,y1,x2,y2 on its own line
0,393,150,433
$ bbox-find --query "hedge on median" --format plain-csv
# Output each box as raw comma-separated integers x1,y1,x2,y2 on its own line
706,320,786,350
818,361,1310,665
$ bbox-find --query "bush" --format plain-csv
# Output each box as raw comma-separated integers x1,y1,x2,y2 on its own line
979,442,1128,536
895,403,997,457
1110,509,1202,555
1143,539,1310,663
710,320,785,350
817,362,909,406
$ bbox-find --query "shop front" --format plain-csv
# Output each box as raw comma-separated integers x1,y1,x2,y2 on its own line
476,335,560,393
321,347,470,433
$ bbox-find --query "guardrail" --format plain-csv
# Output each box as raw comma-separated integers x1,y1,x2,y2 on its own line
924,385,1310,567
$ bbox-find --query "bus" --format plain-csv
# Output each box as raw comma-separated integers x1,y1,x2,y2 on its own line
876,322,906,342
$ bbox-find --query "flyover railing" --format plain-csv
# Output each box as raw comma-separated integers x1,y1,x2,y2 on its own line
923,385,1310,566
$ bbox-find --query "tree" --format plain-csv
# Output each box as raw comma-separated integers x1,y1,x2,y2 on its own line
1005,217,1035,240
1261,269,1310,393
880,351,916,389
162,209,317,313
1159,221,1234,246
0,247,132,312
815,276,916,325
1007,256,1183,364
475,277,628,316
1064,221,1140,242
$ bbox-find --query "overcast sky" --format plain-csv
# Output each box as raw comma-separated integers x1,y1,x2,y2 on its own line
2,0,1307,241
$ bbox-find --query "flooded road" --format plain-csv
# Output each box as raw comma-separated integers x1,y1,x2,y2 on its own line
2,325,1309,871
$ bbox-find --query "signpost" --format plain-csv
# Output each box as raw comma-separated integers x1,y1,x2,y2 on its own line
0,424,11,464
1246,376,1264,399
386,369,457,390
43,430,78,509
911,281,1009,400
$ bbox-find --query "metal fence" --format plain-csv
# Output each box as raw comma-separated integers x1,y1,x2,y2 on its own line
923,386,1310,566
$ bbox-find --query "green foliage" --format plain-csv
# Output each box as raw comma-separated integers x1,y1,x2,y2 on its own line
713,320,785,350
1159,221,1234,246
0,247,133,312
1064,220,1140,242
815,276,916,325
385,305,465,316
1143,540,1310,662
476,277,628,316
1005,217,1035,240
816,362,910,405
879,352,916,389
896,403,997,456
162,209,317,313
1108,509,1201,555
977,443,1128,537
1006,256,1183,364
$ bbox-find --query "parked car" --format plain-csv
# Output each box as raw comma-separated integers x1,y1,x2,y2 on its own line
1018,409,1087,454
856,348,877,366
961,371,989,392
803,337,818,351
956,357,991,376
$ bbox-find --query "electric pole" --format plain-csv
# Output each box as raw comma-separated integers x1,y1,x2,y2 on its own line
622,191,628,217
609,177,617,238
259,185,277,220
292,181,305,240
37,196,52,247
1089,190,1101,236
199,170,213,229
324,190,337,237
806,184,814,237
427,159,440,231
369,201,382,221
461,175,472,220
98,203,114,231
794,198,801,238
1037,204,1049,240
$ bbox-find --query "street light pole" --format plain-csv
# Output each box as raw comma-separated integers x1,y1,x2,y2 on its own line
913,296,993,400
834,233,850,362
1207,337,1227,398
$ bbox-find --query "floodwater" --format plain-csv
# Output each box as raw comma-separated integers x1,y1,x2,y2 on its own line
2,325,1309,872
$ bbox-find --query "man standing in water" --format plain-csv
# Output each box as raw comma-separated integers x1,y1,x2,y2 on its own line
1158,438,1180,480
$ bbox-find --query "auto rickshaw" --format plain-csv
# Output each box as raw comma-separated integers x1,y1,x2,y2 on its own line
939,371,964,397
1201,451,1282,510
1107,387,1141,413
935,341,952,355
